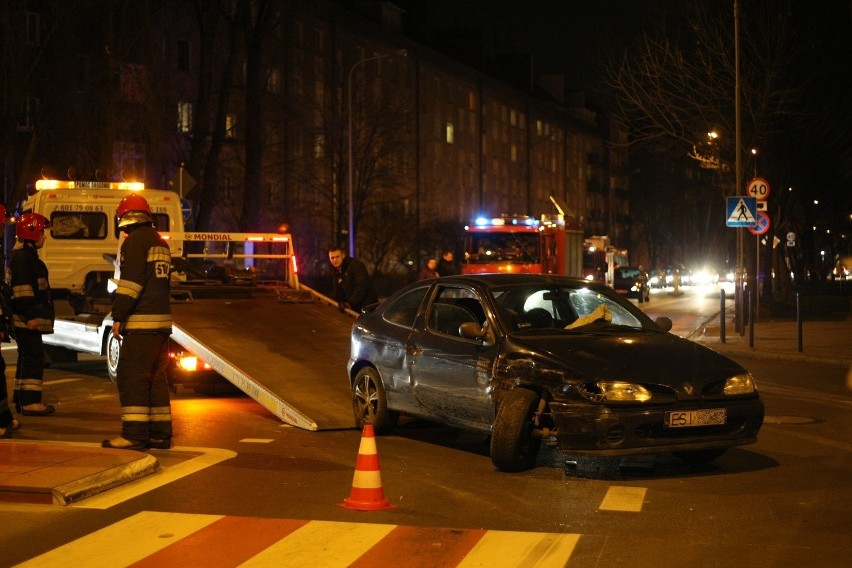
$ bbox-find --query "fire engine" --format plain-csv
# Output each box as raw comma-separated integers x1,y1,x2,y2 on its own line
582,235,629,285
461,214,584,277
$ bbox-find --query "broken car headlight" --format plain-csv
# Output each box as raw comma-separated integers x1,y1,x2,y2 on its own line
579,381,652,403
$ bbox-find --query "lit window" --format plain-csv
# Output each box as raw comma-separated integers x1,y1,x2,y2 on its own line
225,114,237,139
177,101,193,133
446,123,455,144
314,134,325,159
511,144,517,162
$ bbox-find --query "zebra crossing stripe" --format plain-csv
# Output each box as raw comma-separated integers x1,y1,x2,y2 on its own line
349,525,488,567
599,486,647,512
14,511,222,567
458,530,581,567
239,519,397,567
129,517,310,567
14,511,582,567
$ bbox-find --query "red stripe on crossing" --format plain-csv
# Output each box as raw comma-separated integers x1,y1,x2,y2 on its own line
348,525,487,568
128,516,309,568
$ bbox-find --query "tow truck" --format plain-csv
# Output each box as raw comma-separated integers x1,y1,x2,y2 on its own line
15,179,355,430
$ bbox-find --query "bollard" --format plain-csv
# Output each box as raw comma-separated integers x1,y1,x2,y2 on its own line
720,288,726,343
796,291,803,352
748,288,754,348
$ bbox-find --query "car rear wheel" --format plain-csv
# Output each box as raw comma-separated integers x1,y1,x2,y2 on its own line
490,388,541,472
672,448,727,465
352,367,398,434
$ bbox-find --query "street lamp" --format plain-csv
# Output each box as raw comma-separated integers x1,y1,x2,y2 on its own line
347,48,407,257
751,148,758,178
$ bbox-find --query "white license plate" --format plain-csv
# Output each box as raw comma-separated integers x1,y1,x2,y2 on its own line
665,409,727,428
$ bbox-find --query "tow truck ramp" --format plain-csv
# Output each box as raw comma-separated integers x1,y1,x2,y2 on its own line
161,231,357,431
169,284,356,431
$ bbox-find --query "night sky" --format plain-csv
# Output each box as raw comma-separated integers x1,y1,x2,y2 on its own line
393,0,852,225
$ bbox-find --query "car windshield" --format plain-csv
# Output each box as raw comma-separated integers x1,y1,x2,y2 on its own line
465,231,540,264
492,284,648,332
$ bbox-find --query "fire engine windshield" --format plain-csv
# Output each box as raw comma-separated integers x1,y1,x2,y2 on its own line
466,231,540,264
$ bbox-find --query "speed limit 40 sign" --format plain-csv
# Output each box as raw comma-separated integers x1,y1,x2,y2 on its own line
747,177,770,201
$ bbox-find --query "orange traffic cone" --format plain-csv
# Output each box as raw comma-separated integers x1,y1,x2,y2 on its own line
338,424,396,511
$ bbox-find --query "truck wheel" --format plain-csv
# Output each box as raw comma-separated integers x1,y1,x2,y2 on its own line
490,388,541,472
352,367,398,434
106,331,120,384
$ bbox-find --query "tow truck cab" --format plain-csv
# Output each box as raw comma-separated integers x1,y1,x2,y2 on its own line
19,179,186,309
17,179,218,388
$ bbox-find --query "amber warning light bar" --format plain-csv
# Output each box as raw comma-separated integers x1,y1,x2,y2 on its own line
35,179,145,191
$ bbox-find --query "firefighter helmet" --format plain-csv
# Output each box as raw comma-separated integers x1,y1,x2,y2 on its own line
16,212,51,241
116,193,154,228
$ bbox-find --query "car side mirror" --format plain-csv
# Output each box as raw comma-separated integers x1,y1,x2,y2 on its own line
654,316,673,332
459,321,488,341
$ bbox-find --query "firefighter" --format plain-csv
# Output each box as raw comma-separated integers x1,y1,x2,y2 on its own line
8,212,56,416
102,194,173,450
1,204,22,436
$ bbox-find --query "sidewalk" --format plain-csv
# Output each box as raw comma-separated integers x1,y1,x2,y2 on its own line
692,313,852,367
2,314,850,507
0,440,159,505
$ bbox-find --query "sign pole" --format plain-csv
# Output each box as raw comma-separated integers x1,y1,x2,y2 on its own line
756,233,760,315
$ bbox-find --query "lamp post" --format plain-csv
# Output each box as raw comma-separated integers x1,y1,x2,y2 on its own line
347,49,407,257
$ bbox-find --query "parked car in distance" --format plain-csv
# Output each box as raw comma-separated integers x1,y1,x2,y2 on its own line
347,274,764,472
612,266,651,302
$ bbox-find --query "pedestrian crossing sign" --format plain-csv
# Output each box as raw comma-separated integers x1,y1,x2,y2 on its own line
726,196,757,227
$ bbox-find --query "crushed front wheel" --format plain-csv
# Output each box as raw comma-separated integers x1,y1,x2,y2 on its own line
490,388,541,472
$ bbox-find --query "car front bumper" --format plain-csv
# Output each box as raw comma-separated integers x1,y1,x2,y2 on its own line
548,397,764,456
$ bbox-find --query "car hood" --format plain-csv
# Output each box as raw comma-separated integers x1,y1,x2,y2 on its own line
511,330,747,386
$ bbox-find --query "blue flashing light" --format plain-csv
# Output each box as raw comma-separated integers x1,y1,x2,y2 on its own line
474,216,489,226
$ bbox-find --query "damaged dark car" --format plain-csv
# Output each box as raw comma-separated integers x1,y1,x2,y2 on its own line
347,274,764,472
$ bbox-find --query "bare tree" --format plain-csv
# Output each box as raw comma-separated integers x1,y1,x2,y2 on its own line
189,0,242,232
604,0,809,270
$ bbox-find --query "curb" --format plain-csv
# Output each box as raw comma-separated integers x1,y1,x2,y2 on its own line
0,441,161,506
53,454,160,505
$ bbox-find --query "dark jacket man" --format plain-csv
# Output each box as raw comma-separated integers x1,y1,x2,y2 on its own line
328,247,378,312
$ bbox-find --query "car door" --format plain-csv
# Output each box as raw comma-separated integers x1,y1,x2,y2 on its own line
407,284,499,426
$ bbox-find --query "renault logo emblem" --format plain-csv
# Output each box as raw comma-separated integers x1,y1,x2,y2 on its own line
683,382,694,395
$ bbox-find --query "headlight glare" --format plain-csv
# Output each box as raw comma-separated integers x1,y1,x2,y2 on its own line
724,373,756,395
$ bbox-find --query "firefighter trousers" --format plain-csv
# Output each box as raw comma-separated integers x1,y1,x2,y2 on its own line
115,332,172,443
13,329,47,407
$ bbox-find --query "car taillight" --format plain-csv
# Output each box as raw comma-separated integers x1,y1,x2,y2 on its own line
170,352,213,372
